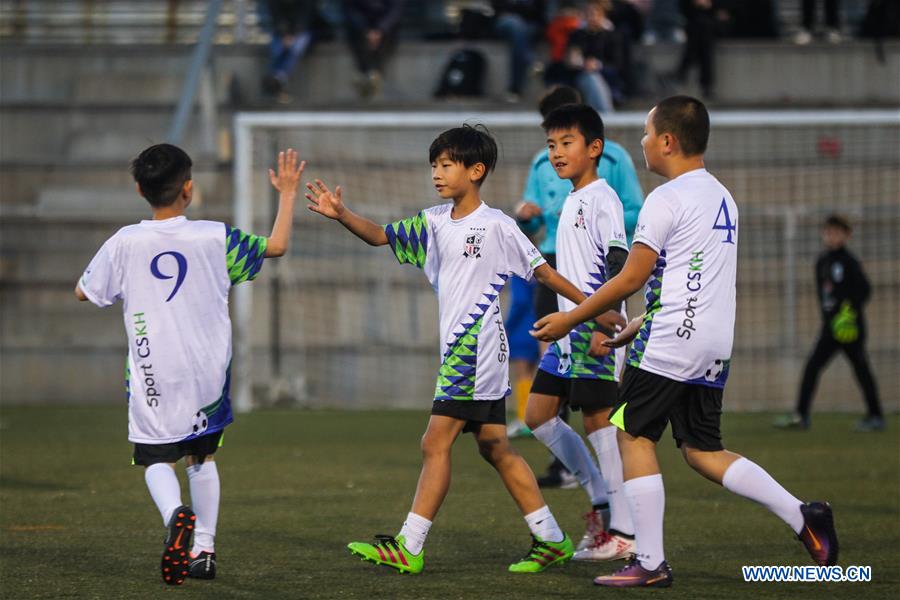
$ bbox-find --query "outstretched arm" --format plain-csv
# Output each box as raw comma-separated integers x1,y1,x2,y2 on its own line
533,263,585,306
532,263,626,356
531,243,658,341
306,179,388,246
265,149,306,257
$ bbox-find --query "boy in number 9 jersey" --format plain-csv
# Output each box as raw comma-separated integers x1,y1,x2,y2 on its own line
76,144,305,585
532,97,838,587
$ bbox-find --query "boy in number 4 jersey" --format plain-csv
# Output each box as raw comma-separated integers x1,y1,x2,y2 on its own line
306,125,621,575
76,144,304,585
532,97,838,587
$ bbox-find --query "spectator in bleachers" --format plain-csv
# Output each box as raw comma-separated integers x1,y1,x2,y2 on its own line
675,0,720,99
794,0,843,44
492,0,548,102
608,1,645,97
717,0,778,38
643,0,685,44
261,1,316,104
565,0,627,113
543,1,582,86
342,0,402,98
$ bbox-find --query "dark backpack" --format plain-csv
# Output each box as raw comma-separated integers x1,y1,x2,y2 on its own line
434,49,487,98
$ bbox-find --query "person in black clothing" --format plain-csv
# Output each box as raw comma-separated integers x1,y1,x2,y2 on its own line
492,0,547,101
677,0,719,99
776,215,884,432
342,0,402,98
794,0,843,45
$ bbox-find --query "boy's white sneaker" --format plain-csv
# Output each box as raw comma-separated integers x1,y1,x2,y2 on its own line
573,531,635,562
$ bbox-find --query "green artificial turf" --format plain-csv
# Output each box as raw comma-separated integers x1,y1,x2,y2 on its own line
1,407,897,599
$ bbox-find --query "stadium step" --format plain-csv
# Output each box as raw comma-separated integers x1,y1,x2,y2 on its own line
2,41,897,110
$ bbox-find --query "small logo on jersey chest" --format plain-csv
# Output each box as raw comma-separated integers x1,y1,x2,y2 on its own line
463,231,485,258
574,202,587,229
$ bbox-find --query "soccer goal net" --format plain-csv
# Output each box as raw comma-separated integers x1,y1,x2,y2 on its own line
232,110,899,412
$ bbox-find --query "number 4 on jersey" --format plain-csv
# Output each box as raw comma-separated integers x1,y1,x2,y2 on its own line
713,198,736,244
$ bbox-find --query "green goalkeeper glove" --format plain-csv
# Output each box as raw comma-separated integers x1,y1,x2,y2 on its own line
831,301,859,343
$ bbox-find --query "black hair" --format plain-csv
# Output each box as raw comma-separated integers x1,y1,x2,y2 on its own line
823,213,852,232
542,103,605,163
538,85,581,118
130,143,193,207
428,124,498,185
651,95,710,156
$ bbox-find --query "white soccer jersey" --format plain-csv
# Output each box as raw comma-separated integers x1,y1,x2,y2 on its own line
539,178,628,381
79,216,267,443
384,202,546,401
628,168,738,388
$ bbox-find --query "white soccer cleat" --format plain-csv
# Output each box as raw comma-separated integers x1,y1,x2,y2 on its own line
573,531,635,562
576,509,607,552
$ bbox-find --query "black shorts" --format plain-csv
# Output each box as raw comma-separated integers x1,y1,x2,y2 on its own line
531,369,619,412
431,399,506,433
534,253,559,319
133,430,224,467
611,366,724,451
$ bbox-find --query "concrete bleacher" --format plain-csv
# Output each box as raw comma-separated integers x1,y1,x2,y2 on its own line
1,2,898,408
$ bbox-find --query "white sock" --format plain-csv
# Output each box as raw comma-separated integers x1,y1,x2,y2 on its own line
187,461,220,554
524,506,564,543
624,474,665,570
532,417,607,506
722,457,804,534
144,463,183,527
398,512,431,555
588,426,634,536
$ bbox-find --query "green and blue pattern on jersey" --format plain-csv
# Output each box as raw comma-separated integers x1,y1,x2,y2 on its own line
385,211,428,268
225,225,267,285
627,250,667,367
180,362,234,441
539,251,616,379
434,273,511,401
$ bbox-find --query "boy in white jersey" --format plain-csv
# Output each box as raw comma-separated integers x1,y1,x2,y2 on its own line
306,125,590,575
523,104,637,562
532,97,838,587
76,144,304,585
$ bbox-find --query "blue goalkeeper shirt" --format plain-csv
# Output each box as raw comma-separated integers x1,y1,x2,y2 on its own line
518,139,644,251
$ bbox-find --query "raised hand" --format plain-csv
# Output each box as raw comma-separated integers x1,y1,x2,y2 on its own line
306,179,346,221
268,148,306,196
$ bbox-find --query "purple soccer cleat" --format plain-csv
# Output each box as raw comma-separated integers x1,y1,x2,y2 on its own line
798,502,838,566
593,556,673,588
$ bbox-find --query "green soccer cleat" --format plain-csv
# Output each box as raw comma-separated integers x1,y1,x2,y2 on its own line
347,534,424,574
508,534,575,573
